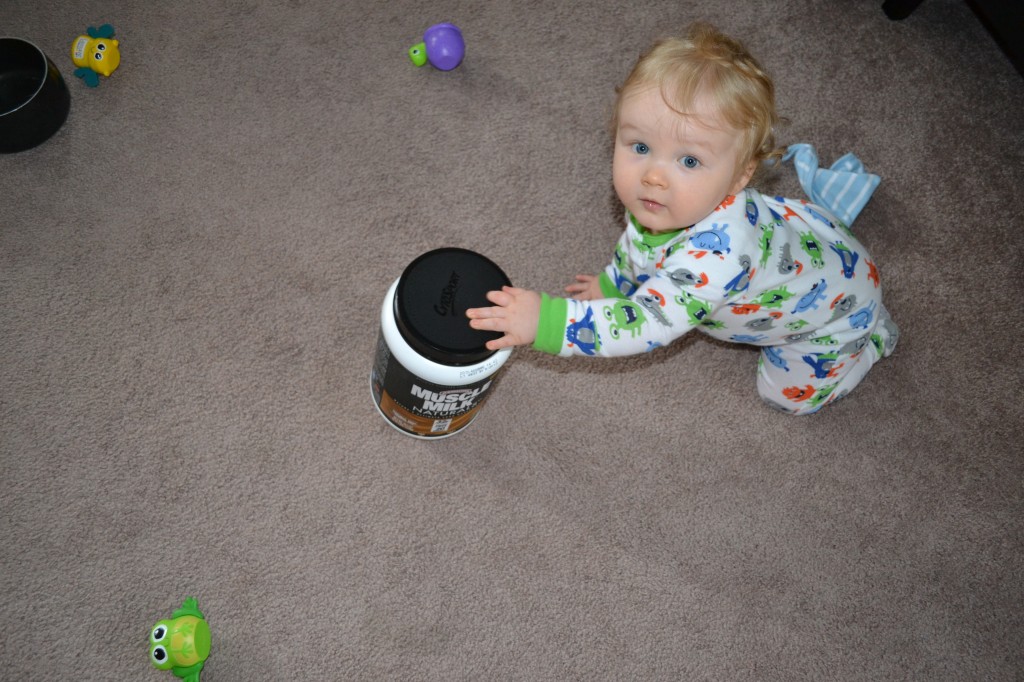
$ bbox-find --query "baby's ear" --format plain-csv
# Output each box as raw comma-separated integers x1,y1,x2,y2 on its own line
730,160,758,195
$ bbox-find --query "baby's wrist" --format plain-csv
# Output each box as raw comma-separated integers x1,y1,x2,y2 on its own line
598,271,626,298
532,293,568,354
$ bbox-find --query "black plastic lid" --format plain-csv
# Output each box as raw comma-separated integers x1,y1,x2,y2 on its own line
394,248,511,366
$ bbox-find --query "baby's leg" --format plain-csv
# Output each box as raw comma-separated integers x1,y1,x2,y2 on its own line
872,303,900,358
756,330,887,415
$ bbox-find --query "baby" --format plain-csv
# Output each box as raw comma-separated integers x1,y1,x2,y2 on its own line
466,22,897,414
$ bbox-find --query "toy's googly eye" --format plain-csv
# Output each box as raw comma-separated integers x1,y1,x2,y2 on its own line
94,52,104,61
151,625,167,643
97,43,106,51
151,645,168,664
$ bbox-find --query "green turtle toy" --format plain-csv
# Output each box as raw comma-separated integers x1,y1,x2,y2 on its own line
148,597,211,681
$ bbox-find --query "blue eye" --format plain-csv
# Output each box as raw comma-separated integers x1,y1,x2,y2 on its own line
632,143,649,155
680,156,700,169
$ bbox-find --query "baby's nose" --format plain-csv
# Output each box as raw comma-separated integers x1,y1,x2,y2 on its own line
642,165,667,188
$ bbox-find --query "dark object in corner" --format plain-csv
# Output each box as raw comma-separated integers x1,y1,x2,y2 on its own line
883,0,926,20
884,0,1024,78
0,38,71,153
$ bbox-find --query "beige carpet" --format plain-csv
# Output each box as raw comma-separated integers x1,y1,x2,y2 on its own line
2,0,1022,679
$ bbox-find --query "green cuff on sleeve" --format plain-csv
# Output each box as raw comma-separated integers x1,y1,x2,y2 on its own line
599,271,627,299
532,293,568,355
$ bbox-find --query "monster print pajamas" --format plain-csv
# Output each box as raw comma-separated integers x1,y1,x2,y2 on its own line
532,188,898,414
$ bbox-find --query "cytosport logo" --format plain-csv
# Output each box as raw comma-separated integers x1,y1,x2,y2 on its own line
410,382,492,415
433,270,459,316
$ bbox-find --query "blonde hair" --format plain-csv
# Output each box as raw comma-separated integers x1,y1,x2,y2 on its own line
613,22,783,172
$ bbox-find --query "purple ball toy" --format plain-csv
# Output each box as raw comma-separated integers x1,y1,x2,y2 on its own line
408,23,465,71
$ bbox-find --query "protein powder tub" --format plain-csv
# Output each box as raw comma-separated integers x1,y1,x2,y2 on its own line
370,248,513,438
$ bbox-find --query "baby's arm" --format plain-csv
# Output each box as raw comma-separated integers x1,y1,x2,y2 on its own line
466,286,541,350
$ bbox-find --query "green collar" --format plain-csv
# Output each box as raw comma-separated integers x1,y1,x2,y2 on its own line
628,213,685,247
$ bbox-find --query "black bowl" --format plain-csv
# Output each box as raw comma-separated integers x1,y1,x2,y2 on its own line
0,38,71,153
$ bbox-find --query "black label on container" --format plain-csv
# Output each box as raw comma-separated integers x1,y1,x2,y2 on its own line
371,331,498,437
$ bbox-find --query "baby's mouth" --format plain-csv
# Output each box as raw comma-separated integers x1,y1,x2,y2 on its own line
641,199,664,211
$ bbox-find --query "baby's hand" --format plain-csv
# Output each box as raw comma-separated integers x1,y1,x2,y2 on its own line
565,274,603,301
466,286,541,350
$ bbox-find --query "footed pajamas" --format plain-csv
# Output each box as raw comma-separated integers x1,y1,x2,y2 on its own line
533,188,898,414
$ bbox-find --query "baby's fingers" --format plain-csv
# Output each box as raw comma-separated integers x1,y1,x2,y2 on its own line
466,305,502,320
484,334,518,351
565,274,594,291
486,286,527,306
467,314,507,332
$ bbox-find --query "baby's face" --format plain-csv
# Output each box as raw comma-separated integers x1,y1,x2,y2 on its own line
612,85,754,233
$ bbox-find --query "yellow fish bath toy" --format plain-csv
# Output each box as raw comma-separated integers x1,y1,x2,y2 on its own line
71,24,120,87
